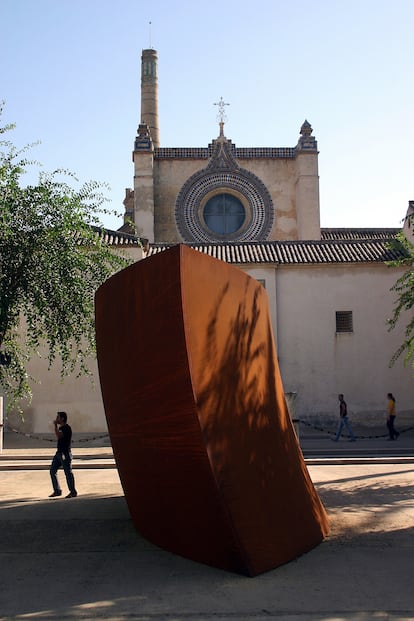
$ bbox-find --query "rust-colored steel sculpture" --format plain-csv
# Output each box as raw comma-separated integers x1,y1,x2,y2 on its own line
95,244,329,576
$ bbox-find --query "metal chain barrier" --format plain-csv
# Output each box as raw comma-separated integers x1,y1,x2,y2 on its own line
297,418,414,439
4,423,110,444
3,420,414,444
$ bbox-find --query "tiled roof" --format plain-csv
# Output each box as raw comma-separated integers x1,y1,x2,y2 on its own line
100,226,406,265
321,228,400,241
145,238,405,265
93,226,142,246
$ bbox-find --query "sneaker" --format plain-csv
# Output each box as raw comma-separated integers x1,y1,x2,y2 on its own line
49,491,62,497
349,438,356,442
65,492,78,498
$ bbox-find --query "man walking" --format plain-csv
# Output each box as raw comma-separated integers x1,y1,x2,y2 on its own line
49,411,78,498
333,394,356,442
386,392,400,440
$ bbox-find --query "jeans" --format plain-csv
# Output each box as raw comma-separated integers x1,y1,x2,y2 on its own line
50,451,77,494
387,416,399,439
335,416,356,441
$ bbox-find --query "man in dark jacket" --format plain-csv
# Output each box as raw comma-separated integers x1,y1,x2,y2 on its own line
49,411,78,498
332,394,356,442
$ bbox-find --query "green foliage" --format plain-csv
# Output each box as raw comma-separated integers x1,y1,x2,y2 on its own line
387,230,414,371
0,104,135,411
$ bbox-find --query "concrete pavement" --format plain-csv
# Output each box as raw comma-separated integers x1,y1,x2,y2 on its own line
0,428,414,621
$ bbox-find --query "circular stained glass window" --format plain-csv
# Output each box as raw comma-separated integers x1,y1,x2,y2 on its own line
203,194,245,235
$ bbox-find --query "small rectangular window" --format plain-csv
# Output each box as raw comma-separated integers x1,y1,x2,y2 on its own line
336,311,353,333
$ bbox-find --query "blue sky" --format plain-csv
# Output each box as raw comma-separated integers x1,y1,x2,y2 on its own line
2,0,413,232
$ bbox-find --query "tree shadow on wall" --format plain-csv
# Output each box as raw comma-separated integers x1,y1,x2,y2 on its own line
193,274,322,527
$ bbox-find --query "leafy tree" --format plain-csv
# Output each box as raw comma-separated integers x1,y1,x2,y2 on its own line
0,105,135,412
387,217,414,371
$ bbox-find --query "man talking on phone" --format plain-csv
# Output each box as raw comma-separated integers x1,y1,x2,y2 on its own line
49,411,78,498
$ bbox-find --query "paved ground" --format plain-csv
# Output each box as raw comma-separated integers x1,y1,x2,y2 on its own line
0,427,414,621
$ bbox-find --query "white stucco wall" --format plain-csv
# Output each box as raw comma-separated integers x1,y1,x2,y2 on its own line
6,254,412,434
6,247,144,435
274,263,413,425
10,357,105,435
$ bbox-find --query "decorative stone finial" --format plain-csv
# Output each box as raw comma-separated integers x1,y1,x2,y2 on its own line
297,120,317,151
403,200,414,235
300,120,313,137
134,122,153,151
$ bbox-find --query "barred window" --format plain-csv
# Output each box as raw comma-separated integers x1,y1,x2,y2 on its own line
336,311,353,333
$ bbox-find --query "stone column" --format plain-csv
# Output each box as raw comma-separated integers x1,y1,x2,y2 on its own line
295,120,321,240
141,48,160,148
133,123,155,242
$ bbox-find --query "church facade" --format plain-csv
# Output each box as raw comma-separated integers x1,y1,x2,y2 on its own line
124,49,321,245
120,48,412,427
9,48,412,435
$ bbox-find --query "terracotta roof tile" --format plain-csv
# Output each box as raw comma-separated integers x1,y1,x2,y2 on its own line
101,226,405,264
94,226,142,246
321,228,400,241
146,238,405,265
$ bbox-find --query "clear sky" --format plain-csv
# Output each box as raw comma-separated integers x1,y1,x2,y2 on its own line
2,0,413,232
